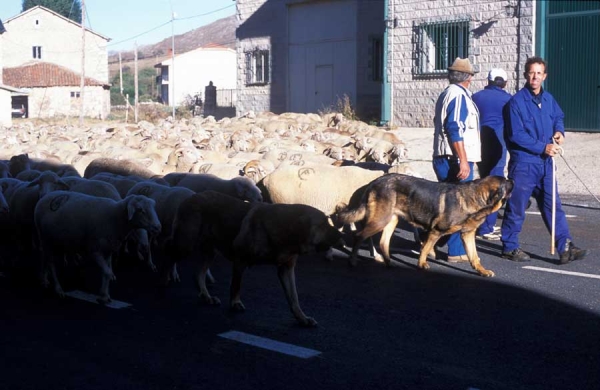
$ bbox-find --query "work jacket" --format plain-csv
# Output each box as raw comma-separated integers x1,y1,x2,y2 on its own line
433,84,481,162
505,86,565,164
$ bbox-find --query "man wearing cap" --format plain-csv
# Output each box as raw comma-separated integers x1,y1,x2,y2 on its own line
432,57,481,263
472,68,512,241
500,56,588,264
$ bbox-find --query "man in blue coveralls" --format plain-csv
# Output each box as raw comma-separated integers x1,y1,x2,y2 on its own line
500,56,588,264
473,68,512,241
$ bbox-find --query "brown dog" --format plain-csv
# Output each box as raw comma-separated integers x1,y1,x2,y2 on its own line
167,190,343,326
335,174,514,277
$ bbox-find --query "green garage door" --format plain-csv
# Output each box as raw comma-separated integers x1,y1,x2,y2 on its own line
538,1,600,132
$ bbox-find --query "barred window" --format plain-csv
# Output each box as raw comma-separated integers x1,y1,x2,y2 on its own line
415,19,470,75
245,49,270,85
369,36,383,82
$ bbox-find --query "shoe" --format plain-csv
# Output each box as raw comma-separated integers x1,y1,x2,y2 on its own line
502,248,531,262
477,231,502,241
559,240,588,265
447,254,469,263
493,226,501,233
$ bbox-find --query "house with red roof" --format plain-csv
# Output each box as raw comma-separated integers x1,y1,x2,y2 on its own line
1,5,110,119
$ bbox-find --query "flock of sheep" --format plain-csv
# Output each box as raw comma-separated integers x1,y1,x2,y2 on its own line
0,111,421,307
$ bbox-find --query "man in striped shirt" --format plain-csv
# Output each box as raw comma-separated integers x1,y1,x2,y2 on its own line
431,57,481,263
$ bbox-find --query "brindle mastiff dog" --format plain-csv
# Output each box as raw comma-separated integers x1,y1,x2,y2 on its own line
335,174,513,277
167,190,343,327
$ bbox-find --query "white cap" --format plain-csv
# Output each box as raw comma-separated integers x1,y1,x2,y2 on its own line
488,68,508,82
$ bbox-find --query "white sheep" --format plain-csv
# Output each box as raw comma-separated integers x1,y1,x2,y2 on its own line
34,192,161,303
164,173,263,203
84,157,157,179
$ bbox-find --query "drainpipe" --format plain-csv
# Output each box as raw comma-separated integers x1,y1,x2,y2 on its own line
381,0,392,126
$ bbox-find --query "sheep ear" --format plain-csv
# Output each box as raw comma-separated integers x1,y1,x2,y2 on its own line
27,177,40,187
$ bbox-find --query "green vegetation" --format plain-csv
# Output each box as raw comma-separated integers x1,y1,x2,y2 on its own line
110,67,158,106
22,0,82,23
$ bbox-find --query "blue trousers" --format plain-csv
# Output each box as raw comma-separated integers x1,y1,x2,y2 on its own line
501,158,572,253
476,125,507,235
432,157,474,256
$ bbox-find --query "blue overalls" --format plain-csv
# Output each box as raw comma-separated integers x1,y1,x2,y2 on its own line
472,85,511,235
501,86,572,253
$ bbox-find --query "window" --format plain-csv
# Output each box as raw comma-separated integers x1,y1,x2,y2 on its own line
369,36,383,82
32,46,42,59
415,19,470,75
245,49,270,85
70,91,80,98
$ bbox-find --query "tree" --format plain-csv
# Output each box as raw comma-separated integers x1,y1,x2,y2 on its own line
22,0,82,24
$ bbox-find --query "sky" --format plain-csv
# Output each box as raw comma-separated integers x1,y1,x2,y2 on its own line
0,0,236,52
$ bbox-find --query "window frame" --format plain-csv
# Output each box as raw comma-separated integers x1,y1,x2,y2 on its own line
414,18,471,76
369,35,384,82
245,49,270,86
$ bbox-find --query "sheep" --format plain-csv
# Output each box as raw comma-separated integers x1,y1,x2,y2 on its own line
15,170,42,181
0,161,10,178
261,149,336,167
164,173,263,203
34,192,161,303
61,177,121,201
190,162,243,179
87,173,142,199
259,163,383,215
9,153,80,178
83,157,157,179
8,171,70,257
126,181,196,283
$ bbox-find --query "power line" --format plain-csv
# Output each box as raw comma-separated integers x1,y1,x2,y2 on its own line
106,3,235,47
176,4,235,21
107,20,171,47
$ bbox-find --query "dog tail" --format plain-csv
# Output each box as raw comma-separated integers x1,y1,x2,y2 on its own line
334,201,366,225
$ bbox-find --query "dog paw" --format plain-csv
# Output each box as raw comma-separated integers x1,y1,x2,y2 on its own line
479,270,495,278
347,258,359,267
198,293,221,306
97,295,112,304
418,263,430,271
299,317,318,327
230,301,246,312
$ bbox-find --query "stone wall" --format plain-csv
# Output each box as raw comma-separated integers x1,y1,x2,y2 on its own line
387,0,534,127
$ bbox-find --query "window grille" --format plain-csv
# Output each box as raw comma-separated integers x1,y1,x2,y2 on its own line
415,19,470,75
32,46,42,59
245,49,270,85
369,36,383,82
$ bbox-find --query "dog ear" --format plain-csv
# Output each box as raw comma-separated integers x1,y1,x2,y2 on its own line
488,178,507,206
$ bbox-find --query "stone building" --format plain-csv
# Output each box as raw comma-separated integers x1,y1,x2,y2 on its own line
235,0,599,132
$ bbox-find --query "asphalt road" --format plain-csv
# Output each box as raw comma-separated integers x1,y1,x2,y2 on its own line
1,204,599,390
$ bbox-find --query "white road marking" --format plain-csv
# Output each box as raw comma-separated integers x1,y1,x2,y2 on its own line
525,211,576,218
218,330,321,359
523,266,600,280
64,290,132,309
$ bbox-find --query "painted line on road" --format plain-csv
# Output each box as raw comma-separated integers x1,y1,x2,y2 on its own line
525,211,576,218
523,266,600,280
64,290,132,309
218,330,321,359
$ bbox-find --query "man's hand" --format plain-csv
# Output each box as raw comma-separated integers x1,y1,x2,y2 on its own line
544,143,562,157
457,160,470,180
553,132,564,145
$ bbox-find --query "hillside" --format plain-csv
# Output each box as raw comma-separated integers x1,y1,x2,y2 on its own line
108,14,236,77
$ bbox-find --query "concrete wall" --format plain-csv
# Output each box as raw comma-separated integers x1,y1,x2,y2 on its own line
27,86,109,119
2,7,109,83
160,48,236,107
387,0,534,127
236,0,384,119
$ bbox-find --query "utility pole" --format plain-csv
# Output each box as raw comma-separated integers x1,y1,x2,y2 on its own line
134,42,139,123
170,0,176,118
79,0,86,126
